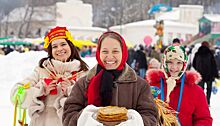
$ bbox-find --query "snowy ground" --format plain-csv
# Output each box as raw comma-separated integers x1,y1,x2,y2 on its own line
0,51,219,125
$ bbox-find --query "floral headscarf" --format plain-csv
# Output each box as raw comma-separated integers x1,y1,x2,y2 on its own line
162,45,188,79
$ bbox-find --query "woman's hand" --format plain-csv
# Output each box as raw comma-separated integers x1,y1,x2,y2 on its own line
60,79,72,96
44,80,57,95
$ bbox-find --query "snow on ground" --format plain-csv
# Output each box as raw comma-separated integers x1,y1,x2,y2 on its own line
0,51,219,125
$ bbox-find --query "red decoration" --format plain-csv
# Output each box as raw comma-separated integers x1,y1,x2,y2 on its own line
44,78,58,95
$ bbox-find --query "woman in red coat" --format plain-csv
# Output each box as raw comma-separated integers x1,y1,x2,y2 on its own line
146,45,212,126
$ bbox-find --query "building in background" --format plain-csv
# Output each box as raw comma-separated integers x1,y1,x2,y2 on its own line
109,5,204,46
55,0,92,27
0,0,105,40
189,14,220,46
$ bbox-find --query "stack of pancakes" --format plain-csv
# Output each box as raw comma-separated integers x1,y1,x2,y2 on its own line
97,106,128,122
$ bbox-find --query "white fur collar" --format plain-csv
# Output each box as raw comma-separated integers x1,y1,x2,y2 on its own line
43,59,81,74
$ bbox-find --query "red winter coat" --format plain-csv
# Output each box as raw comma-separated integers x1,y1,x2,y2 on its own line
146,69,212,126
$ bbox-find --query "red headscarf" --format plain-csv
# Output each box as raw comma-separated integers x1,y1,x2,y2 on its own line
96,31,128,70
87,31,128,106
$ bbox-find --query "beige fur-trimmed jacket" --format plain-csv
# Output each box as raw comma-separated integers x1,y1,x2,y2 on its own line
10,59,87,126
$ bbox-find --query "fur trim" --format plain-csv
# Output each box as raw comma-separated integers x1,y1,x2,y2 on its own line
146,69,201,85
184,70,201,85
146,69,165,84
43,59,81,74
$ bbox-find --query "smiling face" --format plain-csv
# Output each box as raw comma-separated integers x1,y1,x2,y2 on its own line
166,59,183,77
51,38,71,62
100,37,122,70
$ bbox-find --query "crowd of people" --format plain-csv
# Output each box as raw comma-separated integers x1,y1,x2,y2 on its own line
10,26,220,126
0,44,43,55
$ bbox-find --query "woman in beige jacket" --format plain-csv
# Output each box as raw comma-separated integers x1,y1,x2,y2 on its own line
10,26,88,126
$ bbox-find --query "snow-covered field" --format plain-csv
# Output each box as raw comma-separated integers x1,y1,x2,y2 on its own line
0,51,219,125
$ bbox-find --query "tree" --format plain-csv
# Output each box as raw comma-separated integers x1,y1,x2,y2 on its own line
82,0,220,28
18,5,30,37
0,0,63,37
25,0,35,38
0,0,21,36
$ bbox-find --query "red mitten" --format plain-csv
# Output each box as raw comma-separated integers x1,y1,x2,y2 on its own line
44,78,57,95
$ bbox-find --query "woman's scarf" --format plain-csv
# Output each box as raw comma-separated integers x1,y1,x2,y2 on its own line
42,59,81,95
87,31,128,106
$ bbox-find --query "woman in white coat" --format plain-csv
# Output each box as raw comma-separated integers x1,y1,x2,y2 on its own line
10,26,88,126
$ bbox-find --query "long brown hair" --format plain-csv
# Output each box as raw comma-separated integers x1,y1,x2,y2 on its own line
39,39,89,71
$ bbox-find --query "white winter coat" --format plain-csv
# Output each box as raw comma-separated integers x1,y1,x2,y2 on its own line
10,59,87,126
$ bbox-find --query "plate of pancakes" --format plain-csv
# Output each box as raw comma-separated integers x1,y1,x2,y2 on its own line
92,106,129,126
